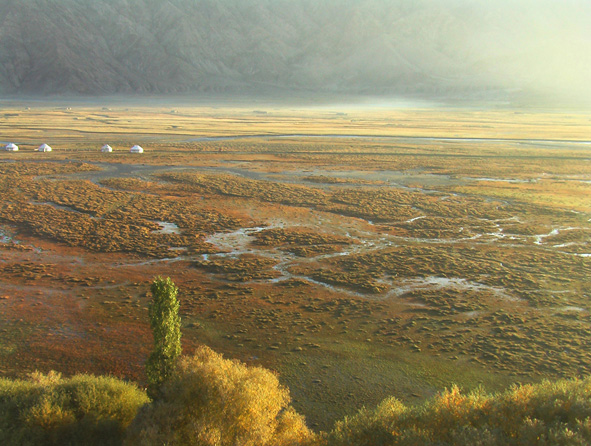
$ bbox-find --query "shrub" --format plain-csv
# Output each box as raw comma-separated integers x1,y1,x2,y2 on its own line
323,377,591,446
125,346,313,446
0,371,148,446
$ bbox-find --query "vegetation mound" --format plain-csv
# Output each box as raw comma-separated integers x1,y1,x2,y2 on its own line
0,371,148,446
125,345,312,446
323,378,591,445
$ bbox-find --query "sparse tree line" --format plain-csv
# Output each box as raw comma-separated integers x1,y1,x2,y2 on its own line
2,277,591,445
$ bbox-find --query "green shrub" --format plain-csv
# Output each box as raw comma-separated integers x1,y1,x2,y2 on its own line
322,378,591,446
0,371,148,446
125,345,313,446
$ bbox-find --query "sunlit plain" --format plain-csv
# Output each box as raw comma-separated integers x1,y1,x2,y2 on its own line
0,104,590,430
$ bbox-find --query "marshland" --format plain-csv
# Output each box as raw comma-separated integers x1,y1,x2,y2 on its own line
1,104,590,431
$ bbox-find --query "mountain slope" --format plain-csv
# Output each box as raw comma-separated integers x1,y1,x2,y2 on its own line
0,0,589,102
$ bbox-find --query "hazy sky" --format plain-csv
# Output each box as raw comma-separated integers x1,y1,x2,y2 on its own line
456,0,591,102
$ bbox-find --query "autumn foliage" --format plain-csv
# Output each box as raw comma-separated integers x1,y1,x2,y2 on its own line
0,371,148,446
125,345,313,446
322,378,591,445
3,358,591,445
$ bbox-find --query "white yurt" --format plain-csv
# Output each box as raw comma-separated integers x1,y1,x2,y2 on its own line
101,144,113,152
130,145,144,153
5,143,18,151
37,143,52,152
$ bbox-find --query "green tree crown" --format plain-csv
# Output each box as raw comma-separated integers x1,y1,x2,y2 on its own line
146,276,182,399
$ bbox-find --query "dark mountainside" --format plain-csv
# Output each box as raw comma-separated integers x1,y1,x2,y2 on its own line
0,0,589,104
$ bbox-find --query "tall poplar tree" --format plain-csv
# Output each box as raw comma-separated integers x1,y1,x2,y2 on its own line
146,276,181,399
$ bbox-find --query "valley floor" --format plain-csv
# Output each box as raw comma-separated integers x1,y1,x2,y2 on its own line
0,104,590,428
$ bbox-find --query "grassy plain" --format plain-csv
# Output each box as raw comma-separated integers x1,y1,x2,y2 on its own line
0,103,590,429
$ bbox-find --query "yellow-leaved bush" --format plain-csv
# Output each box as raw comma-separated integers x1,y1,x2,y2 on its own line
0,371,148,446
125,346,314,446
322,377,591,446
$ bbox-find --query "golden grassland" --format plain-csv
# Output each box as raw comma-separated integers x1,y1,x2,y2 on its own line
450,179,591,213
1,104,591,145
0,104,590,429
